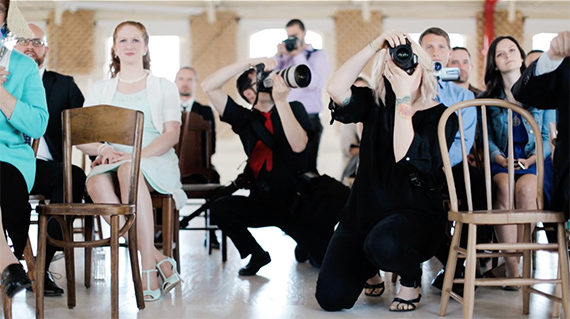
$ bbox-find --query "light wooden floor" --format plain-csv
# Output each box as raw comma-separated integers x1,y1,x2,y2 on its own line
6,207,565,319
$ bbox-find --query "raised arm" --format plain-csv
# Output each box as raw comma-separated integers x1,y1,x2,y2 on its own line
201,57,277,116
271,74,308,153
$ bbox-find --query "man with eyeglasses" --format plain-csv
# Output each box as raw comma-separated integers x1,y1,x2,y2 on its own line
14,23,86,297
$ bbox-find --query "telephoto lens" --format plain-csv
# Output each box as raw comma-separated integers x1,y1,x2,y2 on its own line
276,64,312,88
389,42,418,75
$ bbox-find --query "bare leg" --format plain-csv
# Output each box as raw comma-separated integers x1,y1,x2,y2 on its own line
515,174,537,242
0,208,19,271
116,164,173,296
492,173,519,278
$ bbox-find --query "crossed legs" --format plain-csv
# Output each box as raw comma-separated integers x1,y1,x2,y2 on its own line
86,163,174,298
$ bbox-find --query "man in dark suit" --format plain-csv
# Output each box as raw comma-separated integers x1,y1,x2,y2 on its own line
175,66,219,184
15,23,86,296
513,31,569,220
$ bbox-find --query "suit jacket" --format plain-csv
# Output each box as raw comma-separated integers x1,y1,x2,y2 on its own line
188,101,216,154
512,57,569,216
42,71,85,162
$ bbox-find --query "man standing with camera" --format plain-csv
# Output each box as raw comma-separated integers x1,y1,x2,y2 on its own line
276,19,330,173
202,57,315,276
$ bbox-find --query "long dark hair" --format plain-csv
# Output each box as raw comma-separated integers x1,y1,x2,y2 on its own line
109,21,151,78
479,35,526,98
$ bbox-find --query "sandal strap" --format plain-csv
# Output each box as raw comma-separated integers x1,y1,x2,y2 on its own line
390,294,422,311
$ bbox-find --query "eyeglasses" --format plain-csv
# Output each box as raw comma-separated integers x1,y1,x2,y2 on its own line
16,38,46,47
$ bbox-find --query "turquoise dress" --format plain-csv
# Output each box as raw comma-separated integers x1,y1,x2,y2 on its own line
86,89,187,209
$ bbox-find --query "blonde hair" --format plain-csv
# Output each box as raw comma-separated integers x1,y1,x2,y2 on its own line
371,39,438,106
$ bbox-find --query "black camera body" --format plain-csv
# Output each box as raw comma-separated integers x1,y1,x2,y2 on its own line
255,63,312,93
389,41,418,75
283,36,298,52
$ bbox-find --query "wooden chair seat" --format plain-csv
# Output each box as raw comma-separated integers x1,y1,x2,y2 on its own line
437,99,569,319
448,209,566,224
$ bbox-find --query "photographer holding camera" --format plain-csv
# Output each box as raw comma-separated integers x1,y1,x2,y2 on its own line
276,19,330,173
316,31,458,312
202,57,315,276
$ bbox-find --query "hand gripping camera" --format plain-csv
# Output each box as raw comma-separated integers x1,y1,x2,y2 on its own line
255,63,312,93
433,61,460,81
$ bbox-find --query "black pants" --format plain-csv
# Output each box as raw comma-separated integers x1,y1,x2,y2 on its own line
316,211,444,311
435,163,493,266
31,159,86,271
210,194,300,259
0,161,31,259
306,114,323,173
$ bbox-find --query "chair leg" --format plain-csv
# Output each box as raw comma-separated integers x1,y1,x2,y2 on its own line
221,231,227,263
440,221,463,316
63,217,76,309
84,216,94,289
162,197,173,258
174,209,180,273
1,288,12,319
127,219,145,310
110,216,119,319
553,263,562,318
522,223,532,314
36,214,48,319
205,210,212,255
23,236,36,293
96,216,104,240
463,224,478,319
556,221,570,316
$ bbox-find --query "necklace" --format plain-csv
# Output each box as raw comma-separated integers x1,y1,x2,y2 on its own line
118,71,148,84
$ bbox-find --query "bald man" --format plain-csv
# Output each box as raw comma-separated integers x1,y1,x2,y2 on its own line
15,23,86,297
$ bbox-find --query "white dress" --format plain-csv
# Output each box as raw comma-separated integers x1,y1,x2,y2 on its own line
86,89,187,209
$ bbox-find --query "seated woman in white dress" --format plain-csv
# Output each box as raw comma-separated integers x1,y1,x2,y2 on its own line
78,21,186,302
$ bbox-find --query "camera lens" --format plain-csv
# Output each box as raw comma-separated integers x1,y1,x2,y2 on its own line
277,64,311,88
394,47,411,61
434,61,442,71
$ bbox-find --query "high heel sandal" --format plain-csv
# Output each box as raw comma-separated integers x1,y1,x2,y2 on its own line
156,257,182,294
142,269,161,302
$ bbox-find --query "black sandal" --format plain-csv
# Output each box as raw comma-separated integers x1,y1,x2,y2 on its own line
363,281,385,297
389,294,422,312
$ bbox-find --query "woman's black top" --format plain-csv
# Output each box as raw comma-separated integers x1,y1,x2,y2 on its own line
331,85,458,232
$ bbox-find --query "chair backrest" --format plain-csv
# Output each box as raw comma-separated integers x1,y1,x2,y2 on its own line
62,104,144,205
437,98,545,213
176,111,215,182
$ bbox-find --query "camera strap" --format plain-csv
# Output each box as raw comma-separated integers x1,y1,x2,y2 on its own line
251,113,276,150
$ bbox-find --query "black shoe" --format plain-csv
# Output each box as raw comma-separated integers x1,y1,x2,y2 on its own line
1,263,32,298
238,251,271,276
294,244,309,263
44,272,64,297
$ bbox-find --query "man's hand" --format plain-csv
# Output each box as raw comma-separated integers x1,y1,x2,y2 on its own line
271,74,290,102
253,57,278,72
276,39,306,57
547,31,570,60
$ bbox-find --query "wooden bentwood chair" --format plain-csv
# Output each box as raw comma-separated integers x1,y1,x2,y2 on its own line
176,112,227,261
35,105,145,319
437,98,569,319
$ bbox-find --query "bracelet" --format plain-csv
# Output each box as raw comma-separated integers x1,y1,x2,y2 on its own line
97,143,111,156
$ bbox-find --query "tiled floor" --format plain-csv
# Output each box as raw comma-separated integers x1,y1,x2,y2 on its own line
8,212,564,318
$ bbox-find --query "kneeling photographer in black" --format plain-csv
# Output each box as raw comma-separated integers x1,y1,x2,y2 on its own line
202,57,316,276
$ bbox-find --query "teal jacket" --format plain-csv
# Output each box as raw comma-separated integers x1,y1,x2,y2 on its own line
487,95,555,163
0,49,48,191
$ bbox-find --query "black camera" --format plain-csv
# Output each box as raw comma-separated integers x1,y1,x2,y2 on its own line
255,63,311,93
433,62,460,81
283,36,298,52
389,41,418,75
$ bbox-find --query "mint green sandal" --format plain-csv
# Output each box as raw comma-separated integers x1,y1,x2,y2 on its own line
142,269,161,302
156,257,182,294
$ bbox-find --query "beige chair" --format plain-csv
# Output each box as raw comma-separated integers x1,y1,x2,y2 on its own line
35,105,145,319
437,98,569,319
